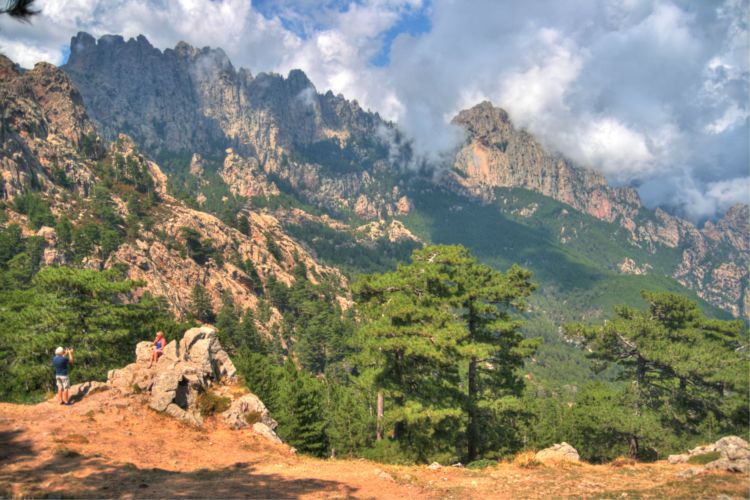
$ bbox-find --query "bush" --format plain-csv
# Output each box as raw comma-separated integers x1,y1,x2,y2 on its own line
688,451,721,465
197,390,231,417
466,459,497,470
244,410,263,425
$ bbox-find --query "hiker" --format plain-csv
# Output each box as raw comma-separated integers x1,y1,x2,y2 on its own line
53,346,74,405
148,330,166,368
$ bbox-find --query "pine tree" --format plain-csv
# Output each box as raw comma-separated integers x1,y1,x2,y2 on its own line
414,246,538,461
190,283,215,323
215,293,240,351
565,291,748,458
0,266,175,401
354,246,468,460
275,359,328,456
353,244,538,462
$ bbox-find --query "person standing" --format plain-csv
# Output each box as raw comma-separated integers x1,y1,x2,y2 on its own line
53,346,74,405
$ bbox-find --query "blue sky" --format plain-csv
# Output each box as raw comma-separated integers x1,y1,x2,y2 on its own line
0,0,747,220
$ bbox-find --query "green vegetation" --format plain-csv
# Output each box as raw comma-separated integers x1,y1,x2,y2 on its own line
688,451,721,465
197,389,232,416
564,292,748,461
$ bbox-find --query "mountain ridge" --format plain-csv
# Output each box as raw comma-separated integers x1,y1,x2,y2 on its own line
7,31,747,319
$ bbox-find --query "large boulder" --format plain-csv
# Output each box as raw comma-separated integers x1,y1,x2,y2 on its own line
535,443,580,463
670,436,749,474
222,393,277,430
80,326,278,443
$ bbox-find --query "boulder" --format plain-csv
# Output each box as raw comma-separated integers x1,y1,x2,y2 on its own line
535,443,580,463
253,422,282,443
667,454,689,464
704,457,749,473
90,326,277,438
161,340,179,362
212,348,237,380
164,402,203,427
180,326,216,359
222,393,277,430
135,341,154,364
670,436,749,475
714,436,749,460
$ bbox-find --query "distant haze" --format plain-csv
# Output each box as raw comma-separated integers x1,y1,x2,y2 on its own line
1,0,747,221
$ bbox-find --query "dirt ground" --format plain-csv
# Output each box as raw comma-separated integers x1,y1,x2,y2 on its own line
1,389,747,499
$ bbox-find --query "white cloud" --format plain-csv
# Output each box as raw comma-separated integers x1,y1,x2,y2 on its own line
0,0,747,220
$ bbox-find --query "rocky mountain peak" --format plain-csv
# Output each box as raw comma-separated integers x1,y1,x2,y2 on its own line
452,100,511,138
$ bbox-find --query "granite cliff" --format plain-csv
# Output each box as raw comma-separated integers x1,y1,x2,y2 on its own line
0,53,347,333
452,102,748,319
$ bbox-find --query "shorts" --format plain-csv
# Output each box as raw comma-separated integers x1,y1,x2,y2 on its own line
56,375,70,391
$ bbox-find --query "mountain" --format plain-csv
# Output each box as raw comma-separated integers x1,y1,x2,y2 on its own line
59,32,747,322
450,102,748,319
0,52,347,336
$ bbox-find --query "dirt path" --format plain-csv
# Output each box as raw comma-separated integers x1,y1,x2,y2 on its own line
1,391,747,499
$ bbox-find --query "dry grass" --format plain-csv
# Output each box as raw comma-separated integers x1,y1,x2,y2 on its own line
609,456,637,467
512,450,541,468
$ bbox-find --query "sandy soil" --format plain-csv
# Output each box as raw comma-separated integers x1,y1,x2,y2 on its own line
1,389,747,499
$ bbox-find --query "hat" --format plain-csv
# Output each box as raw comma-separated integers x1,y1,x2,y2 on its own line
55,346,64,355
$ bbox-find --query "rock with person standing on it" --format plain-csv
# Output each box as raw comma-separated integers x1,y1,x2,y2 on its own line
75,325,280,443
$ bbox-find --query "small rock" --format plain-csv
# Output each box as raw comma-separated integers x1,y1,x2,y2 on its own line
427,462,442,470
667,454,688,464
676,467,704,479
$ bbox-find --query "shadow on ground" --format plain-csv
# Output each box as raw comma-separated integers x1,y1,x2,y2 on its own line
0,429,357,499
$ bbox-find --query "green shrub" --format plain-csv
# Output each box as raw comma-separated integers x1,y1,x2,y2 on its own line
688,451,721,465
244,411,263,425
197,390,231,417
466,459,497,470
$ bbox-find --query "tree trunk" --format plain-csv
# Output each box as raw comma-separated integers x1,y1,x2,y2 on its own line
629,435,639,459
467,357,478,462
630,356,646,459
376,391,384,441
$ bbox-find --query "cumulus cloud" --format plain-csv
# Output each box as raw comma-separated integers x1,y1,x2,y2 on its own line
0,0,747,221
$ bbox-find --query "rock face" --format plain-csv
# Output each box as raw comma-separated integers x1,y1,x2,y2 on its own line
453,102,641,226
63,32,409,220
668,436,749,474
106,325,279,440
452,102,749,319
0,54,98,200
535,442,580,463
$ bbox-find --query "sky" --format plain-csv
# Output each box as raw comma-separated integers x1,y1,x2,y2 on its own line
0,0,747,221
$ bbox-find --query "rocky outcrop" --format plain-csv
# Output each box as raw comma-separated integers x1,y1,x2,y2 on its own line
452,102,641,226
452,102,749,319
534,442,580,463
0,54,98,200
356,220,421,244
669,436,749,476
64,32,381,157
106,325,279,440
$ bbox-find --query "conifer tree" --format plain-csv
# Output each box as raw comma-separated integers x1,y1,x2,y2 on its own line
565,291,748,458
190,283,215,323
414,246,538,461
275,359,328,457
